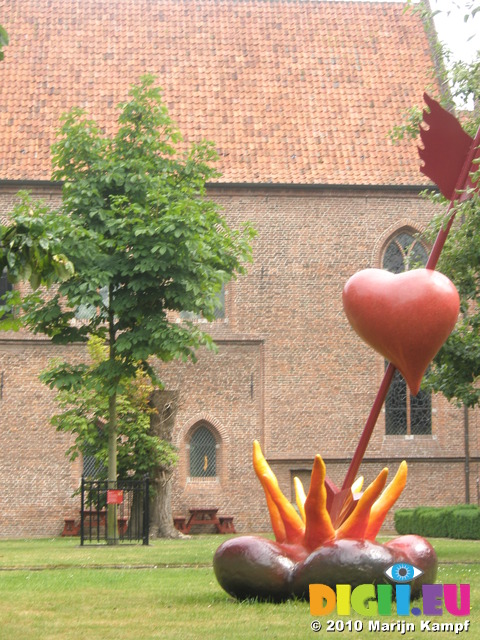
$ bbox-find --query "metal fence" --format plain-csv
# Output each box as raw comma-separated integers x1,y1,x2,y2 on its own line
80,477,150,545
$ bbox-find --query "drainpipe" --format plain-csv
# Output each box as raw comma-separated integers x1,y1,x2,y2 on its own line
464,404,470,503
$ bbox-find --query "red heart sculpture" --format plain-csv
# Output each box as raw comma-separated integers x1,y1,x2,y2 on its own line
343,268,460,395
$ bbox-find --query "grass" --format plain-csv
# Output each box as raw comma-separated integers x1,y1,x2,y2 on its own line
0,535,223,569
0,536,477,640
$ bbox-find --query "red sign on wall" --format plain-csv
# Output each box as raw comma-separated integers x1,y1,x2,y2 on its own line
107,489,124,505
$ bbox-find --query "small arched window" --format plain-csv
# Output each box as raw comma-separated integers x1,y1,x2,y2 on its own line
189,425,217,477
382,231,432,435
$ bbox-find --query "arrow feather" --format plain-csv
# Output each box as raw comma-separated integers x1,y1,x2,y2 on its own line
418,93,474,199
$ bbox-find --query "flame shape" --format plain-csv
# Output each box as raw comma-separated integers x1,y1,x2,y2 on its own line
253,440,407,546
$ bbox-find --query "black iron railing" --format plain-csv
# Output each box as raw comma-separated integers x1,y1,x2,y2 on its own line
80,477,149,545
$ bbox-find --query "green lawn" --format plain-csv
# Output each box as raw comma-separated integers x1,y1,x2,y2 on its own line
0,536,477,640
0,535,222,569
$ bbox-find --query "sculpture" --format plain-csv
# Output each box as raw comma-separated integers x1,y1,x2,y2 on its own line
214,95,480,602
214,443,437,601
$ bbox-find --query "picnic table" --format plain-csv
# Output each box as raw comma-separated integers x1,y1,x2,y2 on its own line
174,508,235,534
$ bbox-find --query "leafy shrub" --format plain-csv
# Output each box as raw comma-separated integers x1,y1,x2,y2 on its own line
416,507,449,537
394,505,480,539
451,508,480,539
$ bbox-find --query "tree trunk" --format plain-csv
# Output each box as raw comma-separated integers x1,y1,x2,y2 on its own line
107,390,118,544
106,303,119,544
149,389,182,538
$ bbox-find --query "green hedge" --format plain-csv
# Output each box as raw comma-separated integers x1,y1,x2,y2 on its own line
394,504,480,539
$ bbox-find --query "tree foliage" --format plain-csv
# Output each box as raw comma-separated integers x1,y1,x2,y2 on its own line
0,194,74,330
44,337,178,481
406,1,480,407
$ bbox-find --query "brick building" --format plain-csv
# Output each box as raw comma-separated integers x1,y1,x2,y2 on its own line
1,0,478,537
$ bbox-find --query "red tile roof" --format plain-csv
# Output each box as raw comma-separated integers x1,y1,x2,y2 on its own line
0,0,438,185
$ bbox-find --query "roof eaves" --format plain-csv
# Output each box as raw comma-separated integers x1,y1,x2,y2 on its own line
0,178,436,195
206,181,436,194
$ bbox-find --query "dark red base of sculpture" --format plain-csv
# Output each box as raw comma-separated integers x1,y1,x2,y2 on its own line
214,534,437,602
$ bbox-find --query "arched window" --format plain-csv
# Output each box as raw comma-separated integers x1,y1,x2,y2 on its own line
189,425,217,477
383,231,428,274
383,231,432,435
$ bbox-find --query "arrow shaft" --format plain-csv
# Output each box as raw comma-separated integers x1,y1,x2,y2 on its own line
342,362,395,490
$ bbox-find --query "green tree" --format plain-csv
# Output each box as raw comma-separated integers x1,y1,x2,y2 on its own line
414,0,480,407
5,75,254,540
45,336,179,538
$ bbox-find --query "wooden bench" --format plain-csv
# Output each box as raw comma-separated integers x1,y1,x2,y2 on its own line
173,508,235,534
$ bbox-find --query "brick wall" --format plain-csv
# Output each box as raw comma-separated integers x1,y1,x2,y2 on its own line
1,182,478,538
0,339,83,537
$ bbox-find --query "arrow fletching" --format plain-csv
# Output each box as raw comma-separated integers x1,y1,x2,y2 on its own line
418,93,478,200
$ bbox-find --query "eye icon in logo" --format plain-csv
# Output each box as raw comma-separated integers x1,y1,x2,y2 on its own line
384,563,423,583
